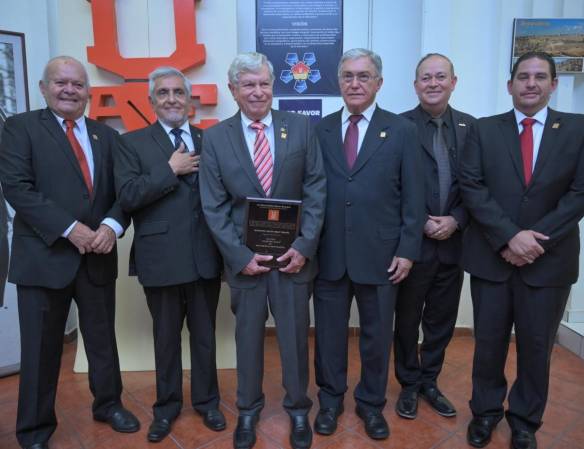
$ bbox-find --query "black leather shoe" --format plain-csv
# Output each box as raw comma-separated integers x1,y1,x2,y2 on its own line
198,408,226,431
234,414,259,449
511,430,537,449
25,444,49,449
355,406,389,440
290,415,312,449
147,418,171,443
95,406,140,433
314,405,344,435
467,416,500,448
420,386,456,417
395,390,418,419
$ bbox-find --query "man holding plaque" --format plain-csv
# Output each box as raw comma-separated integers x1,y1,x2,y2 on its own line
312,48,424,440
200,52,326,449
114,67,224,442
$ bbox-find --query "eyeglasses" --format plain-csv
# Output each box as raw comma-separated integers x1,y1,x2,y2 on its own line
340,72,377,84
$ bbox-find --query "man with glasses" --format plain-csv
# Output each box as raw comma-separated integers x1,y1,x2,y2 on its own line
312,48,424,440
114,67,224,442
393,53,475,421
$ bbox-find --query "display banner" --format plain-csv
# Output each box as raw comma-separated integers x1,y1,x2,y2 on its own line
256,0,342,96
279,99,322,124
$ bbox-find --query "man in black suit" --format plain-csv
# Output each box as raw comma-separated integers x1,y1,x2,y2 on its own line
312,48,424,440
394,54,475,420
460,52,584,449
200,52,326,449
114,67,224,442
0,56,139,449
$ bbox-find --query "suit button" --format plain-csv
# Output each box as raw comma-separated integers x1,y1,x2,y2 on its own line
83,194,89,199
522,197,529,203
346,201,351,206
433,192,439,198
347,176,353,182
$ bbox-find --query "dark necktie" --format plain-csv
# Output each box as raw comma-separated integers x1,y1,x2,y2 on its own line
170,127,186,151
344,114,363,169
520,118,536,185
250,121,273,196
63,119,93,195
431,117,451,214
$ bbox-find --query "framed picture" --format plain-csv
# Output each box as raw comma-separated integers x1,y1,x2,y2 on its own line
511,19,584,74
0,30,30,121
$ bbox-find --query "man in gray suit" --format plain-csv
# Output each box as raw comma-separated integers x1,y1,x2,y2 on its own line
200,52,326,449
114,67,224,442
312,48,424,440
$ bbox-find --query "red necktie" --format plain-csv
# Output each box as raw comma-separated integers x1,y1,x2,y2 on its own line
344,114,363,169
64,119,93,194
250,121,273,196
520,117,536,185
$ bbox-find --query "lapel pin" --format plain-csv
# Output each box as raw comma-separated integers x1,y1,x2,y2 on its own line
552,122,560,129
280,127,287,139
458,123,466,127
92,134,99,140
380,131,387,138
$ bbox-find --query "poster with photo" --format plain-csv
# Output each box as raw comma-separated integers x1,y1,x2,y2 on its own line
512,18,584,74
0,29,28,376
256,0,342,96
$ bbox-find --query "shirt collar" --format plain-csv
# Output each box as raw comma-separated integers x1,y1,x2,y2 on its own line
342,102,376,124
241,111,273,129
158,119,191,137
419,104,451,126
52,111,86,133
514,106,548,127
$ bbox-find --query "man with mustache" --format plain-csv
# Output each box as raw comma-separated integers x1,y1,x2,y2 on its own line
460,51,584,449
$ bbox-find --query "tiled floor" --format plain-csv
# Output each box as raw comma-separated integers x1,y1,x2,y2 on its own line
1,335,584,449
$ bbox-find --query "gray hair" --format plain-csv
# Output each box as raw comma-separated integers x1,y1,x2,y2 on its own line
42,56,89,86
228,52,274,85
148,66,191,97
415,53,455,79
337,48,383,78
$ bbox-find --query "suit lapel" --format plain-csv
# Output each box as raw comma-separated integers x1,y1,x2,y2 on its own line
271,110,288,193
530,108,561,186
226,112,265,196
40,108,87,187
150,122,175,158
352,107,390,173
410,106,435,161
85,118,102,195
499,110,525,185
451,109,469,156
321,110,346,173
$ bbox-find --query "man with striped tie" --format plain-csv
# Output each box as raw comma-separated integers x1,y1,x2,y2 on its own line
114,67,225,442
200,53,326,449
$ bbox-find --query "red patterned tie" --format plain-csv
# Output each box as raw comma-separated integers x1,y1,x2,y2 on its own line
344,114,363,169
250,121,273,196
520,117,536,185
64,119,93,194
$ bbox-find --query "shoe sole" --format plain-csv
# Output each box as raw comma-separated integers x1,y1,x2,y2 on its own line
395,408,417,420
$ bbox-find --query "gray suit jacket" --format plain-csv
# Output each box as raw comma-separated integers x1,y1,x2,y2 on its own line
114,122,221,287
200,110,326,288
315,106,425,284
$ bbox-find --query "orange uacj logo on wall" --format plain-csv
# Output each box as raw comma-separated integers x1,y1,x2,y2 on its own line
86,0,218,131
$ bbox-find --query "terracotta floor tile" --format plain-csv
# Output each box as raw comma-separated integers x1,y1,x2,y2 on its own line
0,373,19,405
539,400,582,437
0,398,17,436
312,431,382,449
559,415,584,447
171,406,235,449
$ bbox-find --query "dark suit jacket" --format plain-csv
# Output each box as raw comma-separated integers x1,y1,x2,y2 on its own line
200,110,326,288
460,108,584,287
0,108,128,289
114,122,221,287
401,105,475,265
315,106,425,284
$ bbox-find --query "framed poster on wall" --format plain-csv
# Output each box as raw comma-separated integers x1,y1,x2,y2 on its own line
256,0,342,96
0,29,29,376
511,19,584,74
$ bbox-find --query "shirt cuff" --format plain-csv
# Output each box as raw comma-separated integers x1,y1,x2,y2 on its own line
62,221,77,238
101,218,123,238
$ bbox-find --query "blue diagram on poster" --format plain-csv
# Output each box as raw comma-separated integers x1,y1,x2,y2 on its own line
257,0,342,96
279,99,322,125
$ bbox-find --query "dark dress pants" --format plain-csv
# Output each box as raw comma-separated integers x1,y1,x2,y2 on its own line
16,260,122,447
230,270,312,417
144,278,221,420
469,272,570,432
314,273,397,412
394,258,463,391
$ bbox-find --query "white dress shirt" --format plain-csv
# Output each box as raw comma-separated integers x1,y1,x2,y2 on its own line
158,119,196,153
341,102,377,154
513,106,548,172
